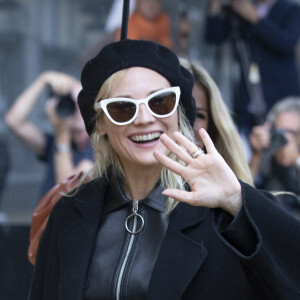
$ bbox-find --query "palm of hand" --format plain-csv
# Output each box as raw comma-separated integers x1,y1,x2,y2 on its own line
153,129,242,216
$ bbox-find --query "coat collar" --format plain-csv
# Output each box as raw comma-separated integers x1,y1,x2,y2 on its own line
56,178,208,300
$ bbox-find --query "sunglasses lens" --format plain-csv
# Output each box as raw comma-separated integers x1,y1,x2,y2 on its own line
106,101,136,123
149,92,176,116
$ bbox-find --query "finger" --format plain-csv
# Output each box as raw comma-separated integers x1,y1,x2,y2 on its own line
153,150,186,176
198,128,216,154
172,131,199,155
159,133,194,164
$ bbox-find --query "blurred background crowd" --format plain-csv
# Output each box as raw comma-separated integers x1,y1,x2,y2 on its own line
0,0,300,296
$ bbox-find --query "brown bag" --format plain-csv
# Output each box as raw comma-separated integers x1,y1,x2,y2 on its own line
28,172,91,265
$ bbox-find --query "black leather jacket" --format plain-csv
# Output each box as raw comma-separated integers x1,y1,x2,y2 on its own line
84,178,169,300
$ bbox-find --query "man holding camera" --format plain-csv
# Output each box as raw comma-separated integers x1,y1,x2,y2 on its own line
205,0,300,134
5,71,94,196
249,97,300,214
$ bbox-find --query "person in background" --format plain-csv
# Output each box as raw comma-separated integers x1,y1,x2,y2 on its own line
204,0,300,135
80,0,172,67
180,57,252,184
116,0,172,48
5,71,93,196
249,97,300,214
29,39,300,299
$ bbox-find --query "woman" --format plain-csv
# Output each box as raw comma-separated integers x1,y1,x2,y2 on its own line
180,58,253,185
27,55,254,266
29,39,300,299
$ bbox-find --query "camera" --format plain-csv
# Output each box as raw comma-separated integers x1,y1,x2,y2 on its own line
270,128,288,151
54,93,76,118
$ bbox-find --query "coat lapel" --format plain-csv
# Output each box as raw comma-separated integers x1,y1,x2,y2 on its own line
56,178,107,300
148,203,208,300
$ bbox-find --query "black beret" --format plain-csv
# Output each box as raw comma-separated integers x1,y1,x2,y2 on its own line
78,39,195,135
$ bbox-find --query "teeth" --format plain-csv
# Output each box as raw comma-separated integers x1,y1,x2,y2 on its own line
131,132,161,142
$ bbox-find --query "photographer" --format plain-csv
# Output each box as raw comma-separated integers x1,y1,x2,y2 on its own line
249,98,300,213
5,71,94,196
204,0,300,134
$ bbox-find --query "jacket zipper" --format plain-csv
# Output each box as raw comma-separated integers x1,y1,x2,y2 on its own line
116,201,140,300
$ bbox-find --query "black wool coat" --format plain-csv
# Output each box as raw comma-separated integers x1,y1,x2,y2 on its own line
29,177,300,300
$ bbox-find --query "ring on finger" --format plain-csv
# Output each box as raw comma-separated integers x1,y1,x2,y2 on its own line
192,148,204,158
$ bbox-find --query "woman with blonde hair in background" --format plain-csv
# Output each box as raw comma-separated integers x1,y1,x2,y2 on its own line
180,57,253,185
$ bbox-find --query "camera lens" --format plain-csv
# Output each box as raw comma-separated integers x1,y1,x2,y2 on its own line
56,94,76,118
270,129,288,151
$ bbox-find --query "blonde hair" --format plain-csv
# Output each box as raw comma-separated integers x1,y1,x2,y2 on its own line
90,69,195,212
179,58,253,186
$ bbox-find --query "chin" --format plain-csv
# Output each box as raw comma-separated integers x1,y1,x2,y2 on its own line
130,154,161,169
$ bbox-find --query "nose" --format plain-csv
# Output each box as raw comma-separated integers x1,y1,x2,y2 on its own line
133,103,155,125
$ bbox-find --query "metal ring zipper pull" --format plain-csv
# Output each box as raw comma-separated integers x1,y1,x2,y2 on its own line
125,201,144,234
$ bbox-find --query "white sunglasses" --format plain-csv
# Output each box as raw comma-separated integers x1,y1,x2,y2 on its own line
95,86,180,125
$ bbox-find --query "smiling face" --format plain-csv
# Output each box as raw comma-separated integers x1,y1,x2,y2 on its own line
192,82,209,146
99,67,178,171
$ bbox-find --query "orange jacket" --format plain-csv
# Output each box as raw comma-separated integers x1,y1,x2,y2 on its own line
117,11,172,49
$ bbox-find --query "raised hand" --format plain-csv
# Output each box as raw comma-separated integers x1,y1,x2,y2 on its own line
231,0,260,24
153,128,242,216
42,71,78,96
250,123,271,154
